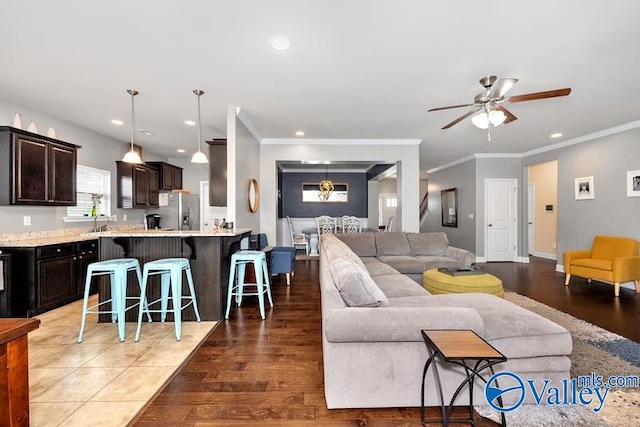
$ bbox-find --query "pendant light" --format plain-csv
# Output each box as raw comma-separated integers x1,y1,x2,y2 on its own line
318,164,334,201
122,89,143,163
191,89,209,164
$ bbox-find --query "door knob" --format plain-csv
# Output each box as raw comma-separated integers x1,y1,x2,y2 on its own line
488,224,493,227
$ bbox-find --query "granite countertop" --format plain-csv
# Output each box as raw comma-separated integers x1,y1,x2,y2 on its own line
85,228,252,238
0,234,100,248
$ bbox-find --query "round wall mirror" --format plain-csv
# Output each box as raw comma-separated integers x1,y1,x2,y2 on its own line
248,179,259,212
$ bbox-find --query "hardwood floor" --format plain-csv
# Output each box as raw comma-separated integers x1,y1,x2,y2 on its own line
134,256,639,426
478,257,640,342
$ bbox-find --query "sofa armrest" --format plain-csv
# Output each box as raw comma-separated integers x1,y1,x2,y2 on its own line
444,246,476,266
324,307,483,343
612,256,640,282
563,250,592,271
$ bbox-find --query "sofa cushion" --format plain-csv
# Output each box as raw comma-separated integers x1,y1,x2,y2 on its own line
335,233,377,257
374,232,412,256
363,259,402,277
328,257,388,307
407,232,449,256
321,233,366,269
376,255,426,274
373,274,430,298
414,256,461,271
571,258,612,271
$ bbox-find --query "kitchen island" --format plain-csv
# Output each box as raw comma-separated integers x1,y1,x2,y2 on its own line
94,228,251,321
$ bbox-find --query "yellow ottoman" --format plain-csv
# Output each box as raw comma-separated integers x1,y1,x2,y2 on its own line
422,268,504,297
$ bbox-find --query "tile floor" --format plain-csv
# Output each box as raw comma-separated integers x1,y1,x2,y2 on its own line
27,295,217,427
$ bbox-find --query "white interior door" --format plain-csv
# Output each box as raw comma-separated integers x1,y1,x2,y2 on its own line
485,179,518,262
528,183,535,255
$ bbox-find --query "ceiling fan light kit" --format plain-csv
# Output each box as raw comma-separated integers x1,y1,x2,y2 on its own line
428,75,571,140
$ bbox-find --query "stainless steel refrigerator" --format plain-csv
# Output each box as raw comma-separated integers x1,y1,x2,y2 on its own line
152,191,200,230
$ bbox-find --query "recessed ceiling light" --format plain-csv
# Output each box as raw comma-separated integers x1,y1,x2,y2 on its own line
295,130,305,136
184,120,196,126
111,119,124,125
177,149,186,153
550,132,563,138
270,35,290,51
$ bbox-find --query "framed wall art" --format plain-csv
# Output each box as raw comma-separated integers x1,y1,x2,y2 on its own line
575,176,594,200
627,170,640,197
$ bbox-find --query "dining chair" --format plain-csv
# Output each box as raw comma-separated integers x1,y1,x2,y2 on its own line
286,216,310,255
316,215,337,235
341,216,361,233
384,216,395,232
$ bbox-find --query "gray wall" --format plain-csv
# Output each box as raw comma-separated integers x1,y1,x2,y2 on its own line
421,159,476,252
0,97,168,233
523,128,640,262
280,172,367,218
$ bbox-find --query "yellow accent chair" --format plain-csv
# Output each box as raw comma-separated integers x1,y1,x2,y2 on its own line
564,235,640,297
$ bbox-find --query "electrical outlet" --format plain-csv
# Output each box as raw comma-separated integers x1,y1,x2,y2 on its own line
468,213,474,219
23,216,31,226
123,214,127,221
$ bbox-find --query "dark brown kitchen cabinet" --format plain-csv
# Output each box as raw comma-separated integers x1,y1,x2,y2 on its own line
116,161,160,209
147,161,183,190
0,126,79,206
207,139,227,206
0,240,98,317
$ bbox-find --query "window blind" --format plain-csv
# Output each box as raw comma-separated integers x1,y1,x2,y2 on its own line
67,165,111,217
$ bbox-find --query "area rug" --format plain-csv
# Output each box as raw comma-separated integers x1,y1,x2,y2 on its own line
475,292,640,426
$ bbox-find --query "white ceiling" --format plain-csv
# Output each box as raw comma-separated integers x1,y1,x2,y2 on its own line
1,0,639,172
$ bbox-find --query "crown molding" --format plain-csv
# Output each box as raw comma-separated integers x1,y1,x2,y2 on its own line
261,138,422,145
427,119,640,174
521,119,640,157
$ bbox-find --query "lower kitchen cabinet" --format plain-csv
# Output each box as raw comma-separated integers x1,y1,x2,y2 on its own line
1,239,98,317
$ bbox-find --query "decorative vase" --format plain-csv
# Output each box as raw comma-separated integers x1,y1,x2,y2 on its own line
46,127,57,138
91,206,97,217
12,113,22,129
27,121,38,133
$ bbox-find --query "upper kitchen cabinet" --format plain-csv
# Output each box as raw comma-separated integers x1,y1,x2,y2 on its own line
146,161,183,191
207,139,227,206
116,161,160,209
0,126,79,206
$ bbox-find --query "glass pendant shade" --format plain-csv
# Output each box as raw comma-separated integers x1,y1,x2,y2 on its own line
191,89,209,164
122,89,143,164
472,109,506,129
191,150,209,163
122,149,142,163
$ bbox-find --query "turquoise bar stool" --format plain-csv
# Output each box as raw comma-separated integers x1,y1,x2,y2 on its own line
225,250,273,320
78,258,151,343
135,258,201,341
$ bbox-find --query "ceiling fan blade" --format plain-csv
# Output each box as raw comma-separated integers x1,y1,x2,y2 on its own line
488,78,518,99
428,103,474,112
508,88,572,103
494,106,518,124
441,108,480,130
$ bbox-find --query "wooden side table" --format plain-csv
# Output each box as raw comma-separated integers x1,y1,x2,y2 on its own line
0,318,40,427
420,329,507,426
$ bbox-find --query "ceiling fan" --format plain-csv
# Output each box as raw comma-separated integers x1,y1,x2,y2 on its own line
428,75,571,140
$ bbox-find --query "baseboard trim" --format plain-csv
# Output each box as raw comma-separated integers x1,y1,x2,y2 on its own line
530,251,557,261
556,264,565,273
476,256,530,264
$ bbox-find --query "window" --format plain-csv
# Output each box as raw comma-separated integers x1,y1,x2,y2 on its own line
386,197,397,208
66,165,111,217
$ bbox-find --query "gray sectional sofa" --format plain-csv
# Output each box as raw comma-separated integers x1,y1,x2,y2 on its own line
335,231,475,283
320,232,572,409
